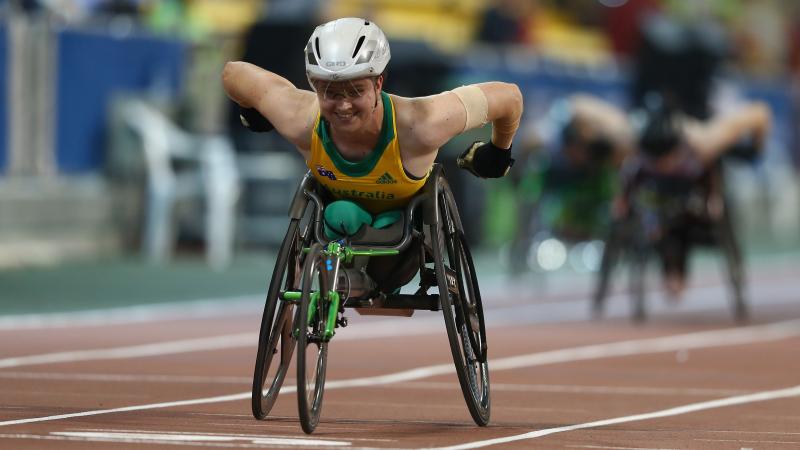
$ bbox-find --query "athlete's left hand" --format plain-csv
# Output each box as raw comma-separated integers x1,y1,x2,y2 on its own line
457,141,515,178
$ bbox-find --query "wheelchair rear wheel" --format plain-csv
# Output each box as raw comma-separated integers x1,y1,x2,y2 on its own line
296,243,330,434
430,178,490,426
252,218,306,419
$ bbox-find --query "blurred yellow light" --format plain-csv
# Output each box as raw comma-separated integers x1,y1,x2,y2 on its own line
188,0,262,34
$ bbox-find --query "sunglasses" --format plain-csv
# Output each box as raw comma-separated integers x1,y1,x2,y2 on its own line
311,79,375,101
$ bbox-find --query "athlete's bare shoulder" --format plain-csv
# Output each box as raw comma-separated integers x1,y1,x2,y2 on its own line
391,92,467,152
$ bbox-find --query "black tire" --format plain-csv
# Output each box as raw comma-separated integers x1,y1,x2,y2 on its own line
296,243,329,434
718,209,748,322
592,220,624,318
430,178,490,426
252,218,306,419
629,239,648,323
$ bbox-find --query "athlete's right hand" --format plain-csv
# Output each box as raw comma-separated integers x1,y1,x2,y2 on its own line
239,107,274,132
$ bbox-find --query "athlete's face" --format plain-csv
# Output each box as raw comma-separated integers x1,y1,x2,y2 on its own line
312,76,382,131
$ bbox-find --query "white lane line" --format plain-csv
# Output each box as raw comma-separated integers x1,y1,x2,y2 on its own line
0,295,262,331
77,428,397,443
0,392,251,427
0,334,256,369
696,438,800,444
489,318,800,371
2,318,800,427
703,430,800,436
52,431,350,447
424,385,800,450
0,372,750,397
568,446,680,450
0,371,250,384
0,314,451,369
0,433,358,448
386,381,750,397
3,305,799,370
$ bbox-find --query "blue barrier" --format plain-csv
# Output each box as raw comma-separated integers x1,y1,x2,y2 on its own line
738,79,795,165
456,53,629,120
55,28,186,173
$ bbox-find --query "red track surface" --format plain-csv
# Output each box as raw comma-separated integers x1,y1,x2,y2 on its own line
2,266,800,449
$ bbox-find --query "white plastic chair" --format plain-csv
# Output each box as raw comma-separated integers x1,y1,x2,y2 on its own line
119,99,239,269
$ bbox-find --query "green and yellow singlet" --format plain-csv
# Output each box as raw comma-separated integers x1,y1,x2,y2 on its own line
307,92,429,214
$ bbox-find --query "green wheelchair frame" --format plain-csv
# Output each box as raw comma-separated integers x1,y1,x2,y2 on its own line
251,164,490,434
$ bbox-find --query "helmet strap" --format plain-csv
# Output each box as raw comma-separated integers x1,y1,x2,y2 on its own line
372,74,383,110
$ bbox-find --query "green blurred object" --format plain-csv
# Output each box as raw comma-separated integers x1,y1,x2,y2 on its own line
483,179,518,247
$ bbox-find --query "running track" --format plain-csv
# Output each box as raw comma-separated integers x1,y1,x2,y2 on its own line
1,257,799,449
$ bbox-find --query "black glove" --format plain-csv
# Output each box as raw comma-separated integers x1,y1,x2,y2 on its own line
239,107,274,132
457,141,515,178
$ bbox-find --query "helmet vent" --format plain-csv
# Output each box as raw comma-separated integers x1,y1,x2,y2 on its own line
315,37,321,58
352,36,365,58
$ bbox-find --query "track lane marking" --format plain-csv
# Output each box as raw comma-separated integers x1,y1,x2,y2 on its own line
1,318,799,427
0,334,256,369
384,381,751,397
0,371,251,384
76,428,397,442
424,385,800,450
696,438,800,444
52,431,351,447
0,392,252,427
0,371,751,396
0,316,448,369
0,295,262,331
0,432,361,448
2,304,799,370
568,446,681,450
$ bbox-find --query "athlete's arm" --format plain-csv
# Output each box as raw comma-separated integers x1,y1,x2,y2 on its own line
397,82,523,176
684,102,771,164
570,94,635,162
222,61,317,155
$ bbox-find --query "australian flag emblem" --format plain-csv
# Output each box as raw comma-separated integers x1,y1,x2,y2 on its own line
316,165,337,180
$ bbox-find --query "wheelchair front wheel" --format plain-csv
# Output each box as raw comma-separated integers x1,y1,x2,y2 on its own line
296,243,330,434
431,181,491,426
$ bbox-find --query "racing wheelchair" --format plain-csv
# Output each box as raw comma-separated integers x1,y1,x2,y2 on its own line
509,157,615,275
592,161,747,322
250,164,489,433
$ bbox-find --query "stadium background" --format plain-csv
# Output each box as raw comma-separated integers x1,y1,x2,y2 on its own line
0,0,798,312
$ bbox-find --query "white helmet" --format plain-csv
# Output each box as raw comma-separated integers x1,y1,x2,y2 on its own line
305,18,390,82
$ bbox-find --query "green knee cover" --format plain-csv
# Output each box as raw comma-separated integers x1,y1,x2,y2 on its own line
372,210,402,229
324,200,373,239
